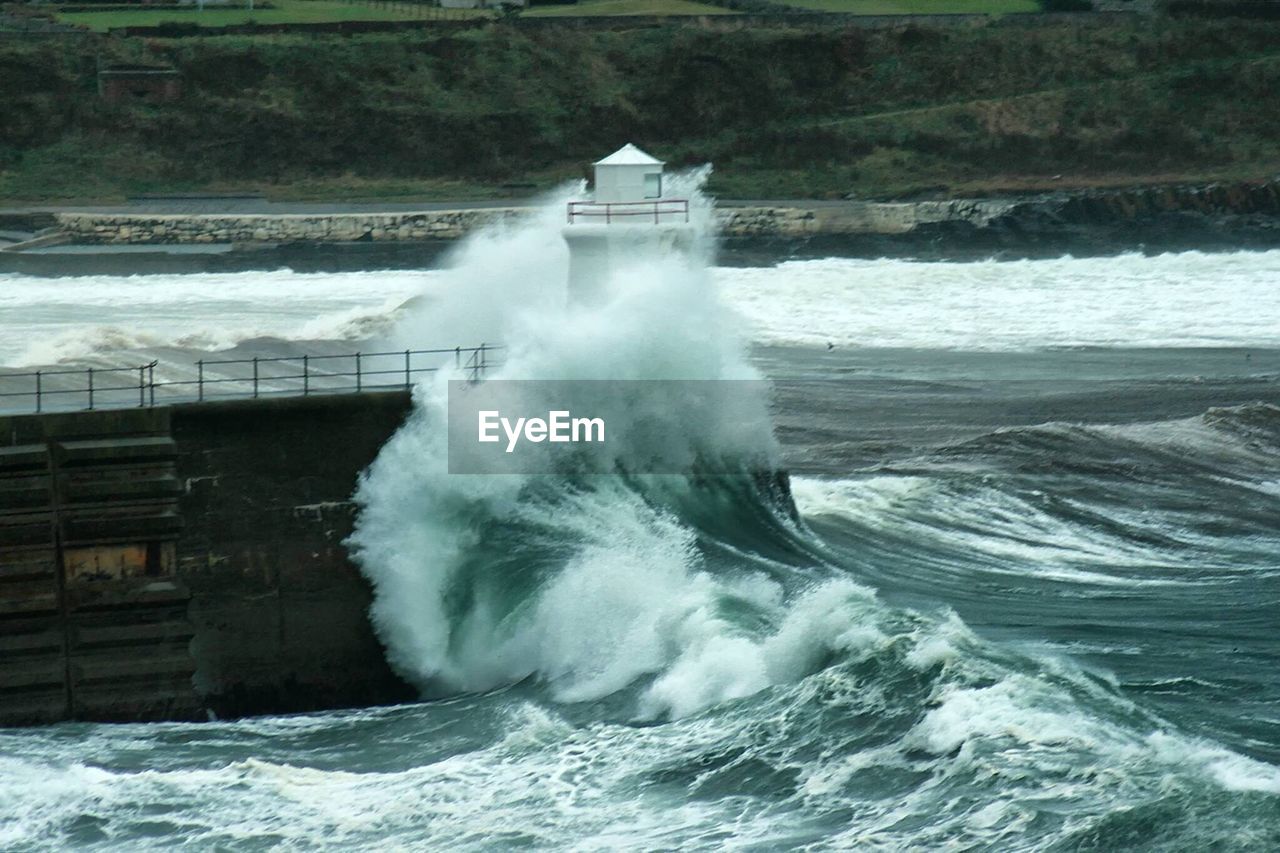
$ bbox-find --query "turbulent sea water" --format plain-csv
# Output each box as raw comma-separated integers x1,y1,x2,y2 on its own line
2,202,1280,848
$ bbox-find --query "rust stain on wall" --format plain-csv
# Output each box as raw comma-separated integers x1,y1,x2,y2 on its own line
64,542,175,582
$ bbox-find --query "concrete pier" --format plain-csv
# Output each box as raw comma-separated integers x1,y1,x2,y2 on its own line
0,393,416,726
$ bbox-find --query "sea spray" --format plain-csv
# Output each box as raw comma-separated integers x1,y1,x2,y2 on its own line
348,173,877,716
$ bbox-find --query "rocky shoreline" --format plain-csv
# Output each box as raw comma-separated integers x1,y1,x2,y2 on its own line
725,181,1280,263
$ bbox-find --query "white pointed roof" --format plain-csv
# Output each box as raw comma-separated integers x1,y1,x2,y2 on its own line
594,143,663,167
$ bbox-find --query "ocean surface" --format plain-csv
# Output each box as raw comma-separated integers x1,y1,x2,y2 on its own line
1,237,1279,849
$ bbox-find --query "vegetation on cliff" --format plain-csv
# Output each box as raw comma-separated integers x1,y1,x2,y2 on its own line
2,18,1280,201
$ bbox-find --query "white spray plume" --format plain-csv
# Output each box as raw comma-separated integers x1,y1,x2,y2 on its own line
351,170,869,718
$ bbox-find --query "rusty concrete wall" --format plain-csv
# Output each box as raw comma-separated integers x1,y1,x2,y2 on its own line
0,392,417,726
0,408,193,725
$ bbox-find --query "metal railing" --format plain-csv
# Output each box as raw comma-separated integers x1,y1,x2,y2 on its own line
567,199,689,225
0,362,160,414
0,344,498,415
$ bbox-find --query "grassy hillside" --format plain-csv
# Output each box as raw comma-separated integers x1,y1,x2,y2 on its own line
2,19,1280,202
54,1,473,32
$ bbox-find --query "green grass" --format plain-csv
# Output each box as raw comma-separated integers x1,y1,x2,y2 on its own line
773,0,1036,12
522,0,735,16
56,0,486,32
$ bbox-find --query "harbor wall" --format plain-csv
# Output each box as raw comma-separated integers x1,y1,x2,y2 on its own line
53,209,531,245
51,201,1013,246
0,392,416,726
47,180,1280,249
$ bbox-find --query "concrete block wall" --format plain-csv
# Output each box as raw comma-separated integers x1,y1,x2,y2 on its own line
0,408,195,725
0,392,418,726
170,392,416,720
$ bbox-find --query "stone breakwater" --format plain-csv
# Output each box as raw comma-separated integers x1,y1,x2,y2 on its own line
53,201,1014,245
717,199,1013,237
46,180,1280,249
54,208,533,245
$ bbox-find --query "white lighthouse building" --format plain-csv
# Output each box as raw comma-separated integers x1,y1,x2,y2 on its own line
563,144,695,305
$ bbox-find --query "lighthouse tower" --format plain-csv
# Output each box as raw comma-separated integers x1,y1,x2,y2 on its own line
563,144,695,305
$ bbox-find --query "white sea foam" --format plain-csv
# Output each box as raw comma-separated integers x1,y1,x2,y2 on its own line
5,247,1280,370
718,249,1280,351
0,269,424,367
1144,731,1280,794
0,602,1276,852
790,474,1203,586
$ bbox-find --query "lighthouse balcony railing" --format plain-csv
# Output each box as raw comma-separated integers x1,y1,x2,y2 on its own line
567,199,689,226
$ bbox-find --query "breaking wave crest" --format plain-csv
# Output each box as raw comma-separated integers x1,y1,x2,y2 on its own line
347,176,869,719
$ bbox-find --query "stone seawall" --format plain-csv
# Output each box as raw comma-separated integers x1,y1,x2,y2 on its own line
55,208,533,245
54,201,1013,245
717,199,1013,237
46,179,1280,257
